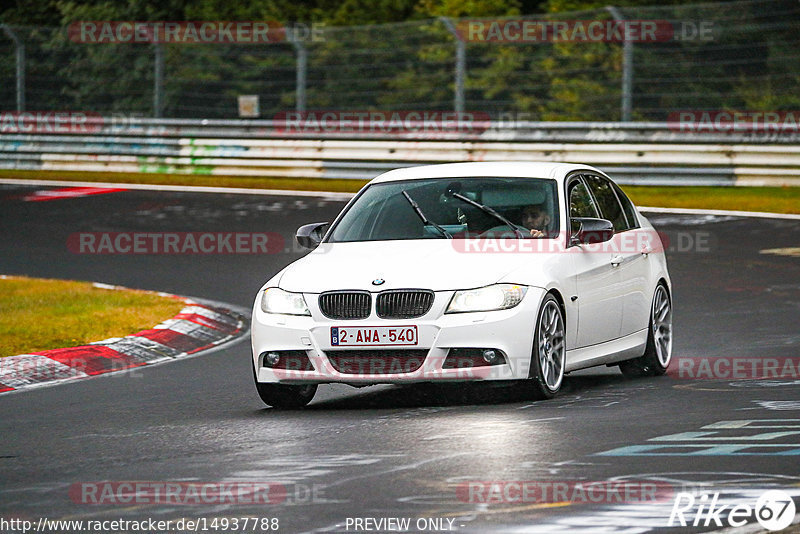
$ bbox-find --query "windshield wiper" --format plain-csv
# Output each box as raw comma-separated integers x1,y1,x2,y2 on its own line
401,191,452,239
448,191,526,238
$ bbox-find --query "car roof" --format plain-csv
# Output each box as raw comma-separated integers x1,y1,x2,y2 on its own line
370,161,605,184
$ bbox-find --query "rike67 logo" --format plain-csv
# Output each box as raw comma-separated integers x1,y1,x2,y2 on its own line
668,490,796,531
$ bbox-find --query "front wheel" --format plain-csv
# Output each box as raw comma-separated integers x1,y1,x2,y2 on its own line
526,294,566,399
619,283,673,377
256,382,317,408
253,368,317,408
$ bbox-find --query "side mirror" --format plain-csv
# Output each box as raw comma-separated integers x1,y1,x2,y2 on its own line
570,217,614,245
296,222,329,249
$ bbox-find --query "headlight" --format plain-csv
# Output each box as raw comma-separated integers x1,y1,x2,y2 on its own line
446,284,527,313
260,288,310,316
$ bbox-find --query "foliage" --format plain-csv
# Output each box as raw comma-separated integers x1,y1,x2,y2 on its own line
0,0,797,119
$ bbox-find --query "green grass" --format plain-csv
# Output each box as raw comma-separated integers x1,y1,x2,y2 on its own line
620,185,800,214
0,276,186,357
3,170,798,214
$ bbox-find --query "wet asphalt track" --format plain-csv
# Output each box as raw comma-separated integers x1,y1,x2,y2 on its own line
0,183,799,533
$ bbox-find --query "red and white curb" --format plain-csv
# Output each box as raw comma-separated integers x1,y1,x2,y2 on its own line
0,285,248,394
21,186,127,202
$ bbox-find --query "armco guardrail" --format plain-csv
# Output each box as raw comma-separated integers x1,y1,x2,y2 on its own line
1,119,799,186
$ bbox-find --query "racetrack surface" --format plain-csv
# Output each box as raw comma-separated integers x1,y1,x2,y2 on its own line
1,184,799,533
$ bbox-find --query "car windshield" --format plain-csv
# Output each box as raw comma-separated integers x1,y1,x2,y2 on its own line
327,177,560,242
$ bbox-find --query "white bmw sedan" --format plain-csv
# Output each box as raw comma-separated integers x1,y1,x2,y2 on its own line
251,162,672,408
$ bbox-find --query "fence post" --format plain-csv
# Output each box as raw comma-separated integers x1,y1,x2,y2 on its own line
1,25,26,112
606,6,633,122
439,17,465,115
291,37,308,113
153,41,164,118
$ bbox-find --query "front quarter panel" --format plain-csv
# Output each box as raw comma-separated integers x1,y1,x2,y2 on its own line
499,252,577,352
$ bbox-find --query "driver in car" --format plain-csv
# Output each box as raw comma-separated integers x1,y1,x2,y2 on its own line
521,204,552,237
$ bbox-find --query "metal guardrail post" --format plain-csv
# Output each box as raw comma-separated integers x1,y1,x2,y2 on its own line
606,6,633,122
439,17,465,115
290,36,308,113
153,41,165,118
1,25,26,112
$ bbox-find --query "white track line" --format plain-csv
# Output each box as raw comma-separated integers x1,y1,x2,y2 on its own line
2,178,798,219
639,206,800,220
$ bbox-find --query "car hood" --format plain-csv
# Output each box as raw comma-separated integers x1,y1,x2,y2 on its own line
277,239,560,293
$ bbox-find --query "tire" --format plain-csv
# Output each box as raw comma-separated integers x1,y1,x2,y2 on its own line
253,365,317,408
526,293,566,400
619,283,673,378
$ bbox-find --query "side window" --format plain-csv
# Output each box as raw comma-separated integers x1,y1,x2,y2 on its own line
613,183,639,229
568,179,600,236
584,175,629,232
568,179,599,219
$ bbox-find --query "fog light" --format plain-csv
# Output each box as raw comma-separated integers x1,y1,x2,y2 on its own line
265,352,281,366
443,348,506,368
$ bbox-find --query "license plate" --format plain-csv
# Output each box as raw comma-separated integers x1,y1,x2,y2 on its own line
330,326,418,347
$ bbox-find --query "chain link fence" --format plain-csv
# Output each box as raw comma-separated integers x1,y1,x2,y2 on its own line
1,0,798,121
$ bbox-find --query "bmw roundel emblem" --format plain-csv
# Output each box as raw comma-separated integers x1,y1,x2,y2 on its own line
372,278,385,286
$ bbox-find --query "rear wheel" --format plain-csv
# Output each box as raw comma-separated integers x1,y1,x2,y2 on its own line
253,365,316,408
527,294,565,399
619,283,672,377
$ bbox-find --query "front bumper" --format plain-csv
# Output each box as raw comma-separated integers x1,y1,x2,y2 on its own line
251,287,545,384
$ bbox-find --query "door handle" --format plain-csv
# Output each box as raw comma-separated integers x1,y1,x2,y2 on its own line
641,246,652,256
611,254,623,266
